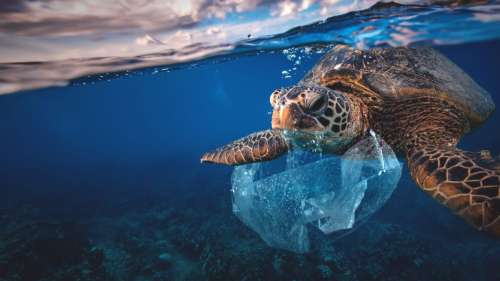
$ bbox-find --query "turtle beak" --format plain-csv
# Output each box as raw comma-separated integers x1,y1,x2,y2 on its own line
279,103,320,131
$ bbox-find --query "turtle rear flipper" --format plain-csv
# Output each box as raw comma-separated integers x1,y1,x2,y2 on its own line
407,146,500,237
201,130,289,165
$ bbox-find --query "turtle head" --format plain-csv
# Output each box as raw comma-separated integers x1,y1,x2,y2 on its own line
269,85,367,153
200,84,368,166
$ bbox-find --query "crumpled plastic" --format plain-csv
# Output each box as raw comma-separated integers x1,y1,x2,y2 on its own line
231,131,402,253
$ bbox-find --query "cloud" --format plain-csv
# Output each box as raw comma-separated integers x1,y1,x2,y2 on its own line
0,0,306,62
135,34,165,46
0,0,427,64
0,1,202,37
0,0,28,13
272,0,316,17
0,0,273,37
274,1,299,16
0,0,388,38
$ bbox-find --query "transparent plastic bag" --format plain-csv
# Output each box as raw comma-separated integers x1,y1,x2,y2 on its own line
231,131,402,253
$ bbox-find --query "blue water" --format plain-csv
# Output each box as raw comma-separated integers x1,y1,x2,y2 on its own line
1,2,500,281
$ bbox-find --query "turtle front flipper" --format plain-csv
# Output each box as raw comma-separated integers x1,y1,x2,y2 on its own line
201,129,290,165
407,146,500,237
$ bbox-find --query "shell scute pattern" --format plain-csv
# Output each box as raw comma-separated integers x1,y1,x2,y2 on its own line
302,45,495,127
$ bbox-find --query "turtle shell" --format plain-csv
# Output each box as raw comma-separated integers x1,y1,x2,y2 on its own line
301,45,495,127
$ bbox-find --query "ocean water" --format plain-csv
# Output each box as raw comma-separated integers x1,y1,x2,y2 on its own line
1,2,500,281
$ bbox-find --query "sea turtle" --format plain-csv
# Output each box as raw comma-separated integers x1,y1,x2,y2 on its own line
201,45,499,237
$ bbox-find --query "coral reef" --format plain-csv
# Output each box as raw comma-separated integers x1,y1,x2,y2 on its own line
0,208,108,281
1,180,499,281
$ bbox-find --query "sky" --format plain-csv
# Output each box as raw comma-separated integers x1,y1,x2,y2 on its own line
0,0,422,63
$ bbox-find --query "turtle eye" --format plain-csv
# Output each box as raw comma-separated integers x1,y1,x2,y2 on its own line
307,95,327,114
269,90,282,107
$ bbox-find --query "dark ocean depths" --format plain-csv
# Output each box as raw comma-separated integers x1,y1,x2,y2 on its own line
1,38,500,281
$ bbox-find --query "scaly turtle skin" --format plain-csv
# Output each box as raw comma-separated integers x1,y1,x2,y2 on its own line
201,45,499,238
